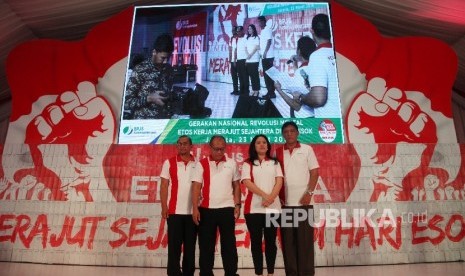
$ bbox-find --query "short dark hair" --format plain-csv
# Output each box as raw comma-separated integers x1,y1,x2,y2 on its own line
209,135,226,146
177,135,192,145
129,53,145,69
153,33,174,53
312,13,331,40
257,16,266,22
297,36,317,60
281,121,299,133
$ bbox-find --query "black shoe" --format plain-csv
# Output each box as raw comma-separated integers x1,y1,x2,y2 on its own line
230,91,240,95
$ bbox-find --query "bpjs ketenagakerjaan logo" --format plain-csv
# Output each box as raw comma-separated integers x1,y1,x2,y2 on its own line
123,126,133,135
123,126,157,136
176,19,198,30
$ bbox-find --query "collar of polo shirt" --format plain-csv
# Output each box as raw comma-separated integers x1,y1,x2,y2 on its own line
284,141,301,150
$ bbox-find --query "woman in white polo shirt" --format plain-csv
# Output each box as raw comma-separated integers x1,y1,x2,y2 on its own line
241,134,283,276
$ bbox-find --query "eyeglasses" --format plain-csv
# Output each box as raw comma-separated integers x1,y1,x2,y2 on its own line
211,147,225,152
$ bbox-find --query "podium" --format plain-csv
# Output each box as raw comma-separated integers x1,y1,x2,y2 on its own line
171,83,211,118
173,64,197,84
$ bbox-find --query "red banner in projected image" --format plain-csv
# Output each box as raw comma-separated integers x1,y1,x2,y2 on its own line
172,12,207,66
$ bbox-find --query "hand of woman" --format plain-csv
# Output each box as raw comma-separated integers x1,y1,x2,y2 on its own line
261,194,274,207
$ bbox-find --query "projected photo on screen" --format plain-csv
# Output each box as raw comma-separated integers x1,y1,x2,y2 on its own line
118,2,344,144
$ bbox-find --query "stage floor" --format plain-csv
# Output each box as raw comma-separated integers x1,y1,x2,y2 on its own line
1,261,464,276
174,81,297,118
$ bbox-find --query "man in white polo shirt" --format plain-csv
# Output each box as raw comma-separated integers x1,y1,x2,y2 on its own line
192,135,241,276
235,26,249,96
300,13,341,118
160,135,197,276
275,121,320,276
258,15,276,99
229,26,240,95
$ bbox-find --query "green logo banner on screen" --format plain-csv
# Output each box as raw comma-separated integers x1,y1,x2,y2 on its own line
156,118,343,144
261,3,327,16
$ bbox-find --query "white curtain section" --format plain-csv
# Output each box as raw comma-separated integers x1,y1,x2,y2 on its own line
0,0,465,142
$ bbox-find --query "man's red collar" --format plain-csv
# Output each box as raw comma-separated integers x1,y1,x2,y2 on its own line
316,42,332,50
209,155,226,163
177,154,195,163
284,142,301,150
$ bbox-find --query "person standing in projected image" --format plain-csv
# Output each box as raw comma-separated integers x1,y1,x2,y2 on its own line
258,16,276,100
191,135,241,276
235,26,249,96
124,33,175,119
275,121,320,276
230,26,240,95
160,135,198,276
245,24,261,97
292,13,340,118
241,134,283,276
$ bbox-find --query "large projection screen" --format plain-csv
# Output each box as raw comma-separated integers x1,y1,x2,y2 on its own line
118,2,344,144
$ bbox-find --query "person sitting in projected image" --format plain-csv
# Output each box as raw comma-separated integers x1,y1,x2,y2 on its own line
274,36,317,118
124,33,175,119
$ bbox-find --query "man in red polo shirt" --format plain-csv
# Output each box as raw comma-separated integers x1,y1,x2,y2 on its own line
160,135,197,276
275,121,320,276
192,135,241,276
